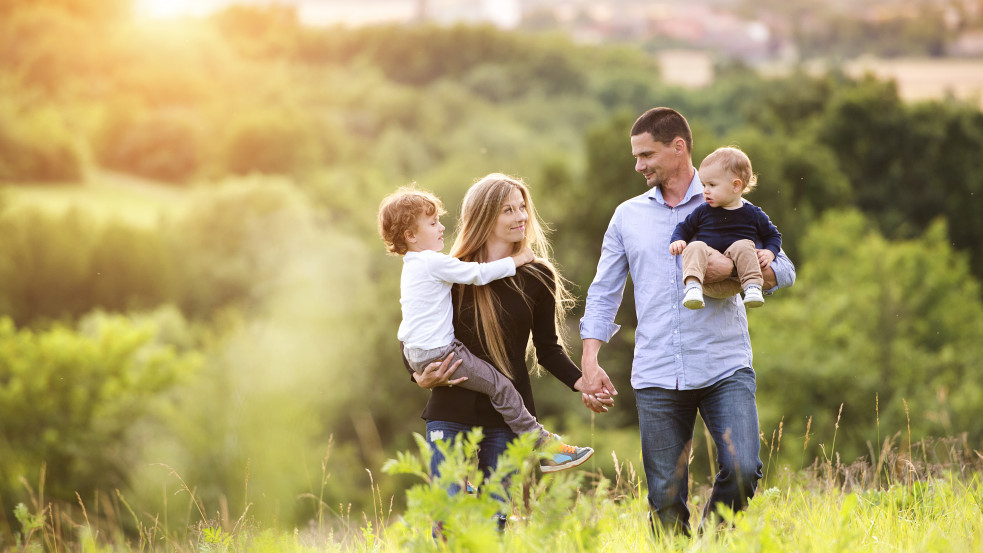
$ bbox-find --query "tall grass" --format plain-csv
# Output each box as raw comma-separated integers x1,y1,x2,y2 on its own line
5,423,982,553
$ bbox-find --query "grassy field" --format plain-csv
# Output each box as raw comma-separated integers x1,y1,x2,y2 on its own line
0,171,188,228
7,431,981,553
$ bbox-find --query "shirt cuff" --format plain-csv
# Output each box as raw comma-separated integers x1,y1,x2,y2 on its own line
579,318,621,342
765,256,796,295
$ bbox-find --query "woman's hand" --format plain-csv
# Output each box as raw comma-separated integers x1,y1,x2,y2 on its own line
574,375,616,413
412,352,467,389
579,389,615,413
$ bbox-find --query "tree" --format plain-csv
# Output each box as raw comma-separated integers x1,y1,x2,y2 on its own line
751,210,983,463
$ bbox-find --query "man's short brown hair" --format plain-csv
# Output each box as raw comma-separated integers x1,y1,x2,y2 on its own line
631,107,693,153
377,186,446,255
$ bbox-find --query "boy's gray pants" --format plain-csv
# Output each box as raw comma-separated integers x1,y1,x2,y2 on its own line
405,339,546,438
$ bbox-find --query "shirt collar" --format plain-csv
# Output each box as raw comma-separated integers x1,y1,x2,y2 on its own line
647,168,704,206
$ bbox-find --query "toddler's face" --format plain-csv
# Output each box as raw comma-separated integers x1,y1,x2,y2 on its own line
699,162,744,209
408,212,445,252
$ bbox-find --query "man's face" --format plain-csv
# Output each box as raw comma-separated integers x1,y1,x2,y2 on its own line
630,132,678,188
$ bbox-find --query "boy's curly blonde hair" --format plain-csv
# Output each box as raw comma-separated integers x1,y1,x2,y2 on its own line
377,186,446,255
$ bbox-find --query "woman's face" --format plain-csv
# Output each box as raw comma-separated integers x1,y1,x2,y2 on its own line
489,187,528,247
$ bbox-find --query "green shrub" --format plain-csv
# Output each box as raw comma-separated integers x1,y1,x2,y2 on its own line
0,207,180,324
173,176,327,317
0,102,84,182
0,207,97,322
221,109,320,176
0,312,200,505
98,108,205,183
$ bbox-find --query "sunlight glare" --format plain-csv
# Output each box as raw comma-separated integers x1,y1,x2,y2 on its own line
135,0,212,20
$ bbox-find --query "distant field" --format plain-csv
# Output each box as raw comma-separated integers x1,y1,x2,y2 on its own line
0,171,188,227
844,57,983,108
663,51,983,108
658,50,715,88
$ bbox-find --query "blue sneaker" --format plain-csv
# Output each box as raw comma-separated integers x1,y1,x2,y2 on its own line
539,435,593,473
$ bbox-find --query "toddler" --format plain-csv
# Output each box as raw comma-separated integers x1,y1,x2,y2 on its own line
669,146,782,309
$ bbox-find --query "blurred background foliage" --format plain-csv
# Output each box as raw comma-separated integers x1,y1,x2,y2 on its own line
1,0,983,539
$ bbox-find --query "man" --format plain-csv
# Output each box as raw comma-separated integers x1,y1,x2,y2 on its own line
577,107,796,534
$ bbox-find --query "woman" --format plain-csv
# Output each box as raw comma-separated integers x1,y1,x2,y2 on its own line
406,173,611,498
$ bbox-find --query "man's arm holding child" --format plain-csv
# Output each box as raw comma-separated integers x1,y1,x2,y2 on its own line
704,249,793,292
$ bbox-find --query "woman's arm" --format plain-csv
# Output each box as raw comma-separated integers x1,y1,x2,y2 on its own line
528,265,582,391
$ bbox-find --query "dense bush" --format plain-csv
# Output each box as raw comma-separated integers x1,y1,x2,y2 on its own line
98,108,205,182
0,312,200,505
0,208,177,324
0,103,84,182
220,109,321,176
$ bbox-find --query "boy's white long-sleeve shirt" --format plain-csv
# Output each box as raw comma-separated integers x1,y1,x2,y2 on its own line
398,250,517,350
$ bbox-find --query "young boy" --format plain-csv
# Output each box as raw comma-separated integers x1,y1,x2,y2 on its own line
669,146,782,309
378,186,593,473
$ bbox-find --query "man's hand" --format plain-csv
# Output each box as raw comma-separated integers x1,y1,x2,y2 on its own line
511,246,536,267
757,249,776,269
412,352,467,389
669,240,687,255
575,376,615,413
704,249,736,283
579,338,618,413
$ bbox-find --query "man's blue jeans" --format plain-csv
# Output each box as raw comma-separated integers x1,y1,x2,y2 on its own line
425,420,517,499
635,368,763,534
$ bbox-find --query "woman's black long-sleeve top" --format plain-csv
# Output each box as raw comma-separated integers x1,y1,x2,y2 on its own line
403,262,582,427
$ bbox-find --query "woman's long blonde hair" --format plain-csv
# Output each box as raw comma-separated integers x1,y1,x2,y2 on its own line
450,173,576,379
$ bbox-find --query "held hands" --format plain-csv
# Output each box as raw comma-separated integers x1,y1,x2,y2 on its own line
512,246,536,267
412,352,467,389
669,240,687,255
576,359,617,414
757,249,776,269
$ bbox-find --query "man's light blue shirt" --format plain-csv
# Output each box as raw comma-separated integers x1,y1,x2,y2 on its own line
580,170,796,390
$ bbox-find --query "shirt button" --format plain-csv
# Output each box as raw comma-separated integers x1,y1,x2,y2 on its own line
676,354,681,359
672,304,677,309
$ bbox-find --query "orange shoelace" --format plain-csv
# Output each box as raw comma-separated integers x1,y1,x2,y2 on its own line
558,443,577,454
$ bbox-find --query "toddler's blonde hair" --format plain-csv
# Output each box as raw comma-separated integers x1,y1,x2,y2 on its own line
700,146,758,194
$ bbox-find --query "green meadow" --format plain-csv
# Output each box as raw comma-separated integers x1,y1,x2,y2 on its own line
3,172,187,227
3,1,983,551
10,427,982,552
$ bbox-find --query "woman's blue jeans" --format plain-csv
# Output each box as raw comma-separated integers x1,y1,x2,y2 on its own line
425,420,517,501
635,367,763,535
